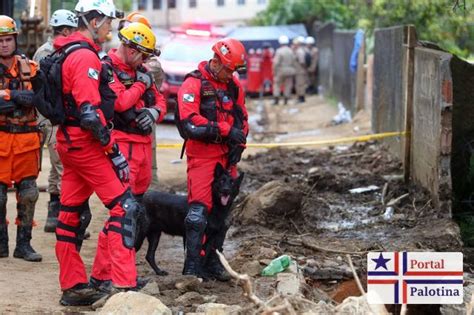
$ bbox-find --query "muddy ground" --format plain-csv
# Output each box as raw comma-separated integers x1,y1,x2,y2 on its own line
0,95,467,314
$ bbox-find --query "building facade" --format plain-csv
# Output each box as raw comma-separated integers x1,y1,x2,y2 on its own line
134,0,268,27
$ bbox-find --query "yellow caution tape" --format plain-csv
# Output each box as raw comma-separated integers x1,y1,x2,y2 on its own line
156,131,407,149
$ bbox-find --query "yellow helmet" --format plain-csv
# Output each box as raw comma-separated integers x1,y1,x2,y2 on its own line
0,15,18,36
118,22,158,56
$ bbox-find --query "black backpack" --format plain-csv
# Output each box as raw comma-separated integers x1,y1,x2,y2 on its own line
31,41,96,125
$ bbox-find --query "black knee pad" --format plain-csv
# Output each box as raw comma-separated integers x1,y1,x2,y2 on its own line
0,184,7,221
17,178,39,206
185,203,208,234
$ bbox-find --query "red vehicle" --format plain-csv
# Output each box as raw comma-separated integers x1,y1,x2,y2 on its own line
159,24,223,121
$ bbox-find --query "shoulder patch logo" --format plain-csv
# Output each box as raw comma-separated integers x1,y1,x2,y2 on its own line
183,93,195,102
88,68,99,80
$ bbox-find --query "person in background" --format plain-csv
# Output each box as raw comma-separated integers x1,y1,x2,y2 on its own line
260,42,273,97
33,9,78,233
0,15,42,262
305,36,319,94
292,36,308,103
272,35,296,105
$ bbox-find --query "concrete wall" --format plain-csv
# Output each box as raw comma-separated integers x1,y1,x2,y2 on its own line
372,26,407,161
138,0,268,27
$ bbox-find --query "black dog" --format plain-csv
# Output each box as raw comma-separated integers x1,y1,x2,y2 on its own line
135,163,244,275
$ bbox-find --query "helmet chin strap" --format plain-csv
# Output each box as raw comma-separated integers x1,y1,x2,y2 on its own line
80,14,108,43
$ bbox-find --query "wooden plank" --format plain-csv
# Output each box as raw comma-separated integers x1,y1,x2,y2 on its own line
355,39,366,111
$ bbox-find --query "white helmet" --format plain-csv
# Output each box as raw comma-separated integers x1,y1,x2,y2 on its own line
305,36,315,45
278,35,289,45
75,0,117,18
50,9,78,28
292,36,304,45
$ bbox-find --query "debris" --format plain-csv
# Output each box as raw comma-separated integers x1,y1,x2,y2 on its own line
195,303,241,315
349,185,380,194
382,174,404,181
175,276,203,292
387,193,409,206
239,260,262,277
331,102,352,125
141,280,160,296
383,207,394,220
261,255,291,276
175,291,206,306
276,272,305,296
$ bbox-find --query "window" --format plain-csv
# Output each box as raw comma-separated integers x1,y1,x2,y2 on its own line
138,0,147,10
168,0,176,8
217,0,224,6
153,0,162,9
237,0,245,5
189,0,197,8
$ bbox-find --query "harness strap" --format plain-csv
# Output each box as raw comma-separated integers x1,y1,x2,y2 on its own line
0,124,38,133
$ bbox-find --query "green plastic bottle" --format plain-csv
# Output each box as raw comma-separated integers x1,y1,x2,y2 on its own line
261,255,291,276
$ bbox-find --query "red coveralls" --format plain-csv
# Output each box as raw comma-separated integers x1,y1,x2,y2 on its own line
54,33,136,290
107,49,166,195
261,49,274,93
177,61,249,211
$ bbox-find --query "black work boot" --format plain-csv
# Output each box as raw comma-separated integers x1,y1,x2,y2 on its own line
284,97,288,105
44,200,60,233
60,283,108,306
0,224,8,258
273,96,279,105
183,256,204,277
89,277,112,294
203,250,231,282
298,95,306,103
13,225,42,262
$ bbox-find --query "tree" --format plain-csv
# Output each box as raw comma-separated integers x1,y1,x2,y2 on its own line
252,0,473,58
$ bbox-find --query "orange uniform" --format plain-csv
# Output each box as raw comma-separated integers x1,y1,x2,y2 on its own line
0,56,41,186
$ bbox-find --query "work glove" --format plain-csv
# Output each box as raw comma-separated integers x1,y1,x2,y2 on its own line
142,89,156,107
107,143,130,183
228,127,246,145
136,70,154,89
10,90,35,107
135,107,160,133
228,144,245,166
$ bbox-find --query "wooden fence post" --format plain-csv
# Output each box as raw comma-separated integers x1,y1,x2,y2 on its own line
403,25,417,183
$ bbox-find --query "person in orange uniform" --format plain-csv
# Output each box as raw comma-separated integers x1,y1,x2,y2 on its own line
177,38,249,280
0,15,42,262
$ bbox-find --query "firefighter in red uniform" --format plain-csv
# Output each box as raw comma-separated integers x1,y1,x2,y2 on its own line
89,23,166,285
177,38,249,280
51,0,142,306
107,23,166,198
0,15,42,262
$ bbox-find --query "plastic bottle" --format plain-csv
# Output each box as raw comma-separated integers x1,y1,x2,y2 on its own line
261,255,291,276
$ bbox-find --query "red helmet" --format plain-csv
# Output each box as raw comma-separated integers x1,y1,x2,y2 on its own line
212,38,246,72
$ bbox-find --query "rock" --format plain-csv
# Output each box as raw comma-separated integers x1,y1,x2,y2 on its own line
141,280,160,296
240,260,262,277
98,291,171,315
258,247,278,259
203,295,218,303
440,284,474,315
175,275,203,291
277,273,301,296
236,180,303,225
308,167,319,174
175,291,206,306
196,303,242,315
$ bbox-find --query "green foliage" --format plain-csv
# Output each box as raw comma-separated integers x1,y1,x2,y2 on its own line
253,0,473,58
